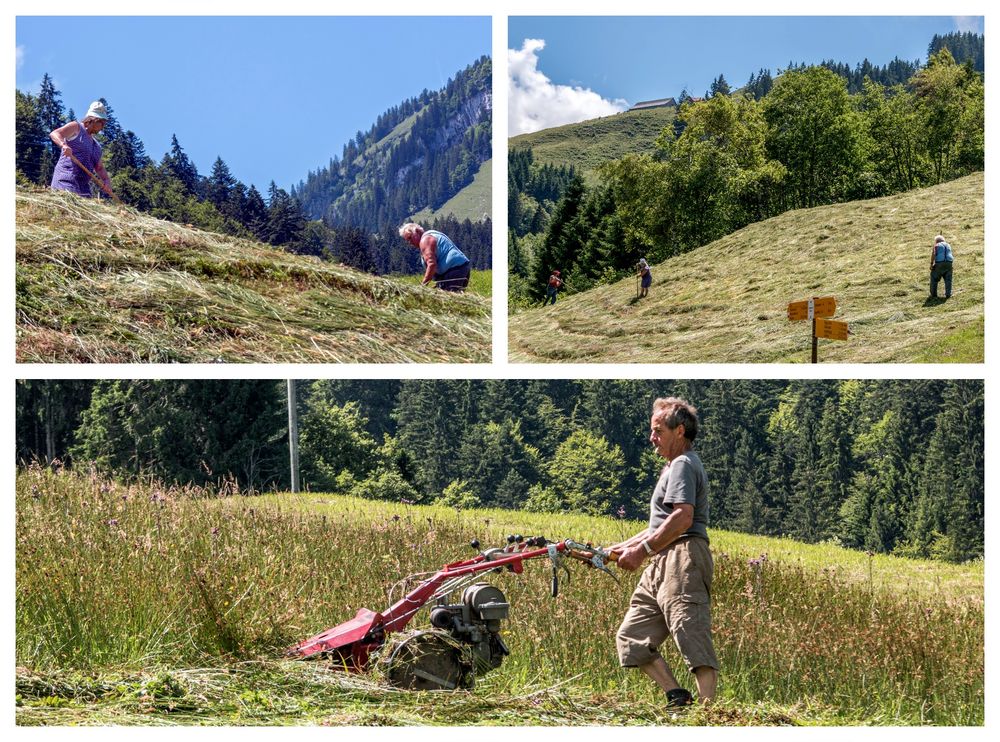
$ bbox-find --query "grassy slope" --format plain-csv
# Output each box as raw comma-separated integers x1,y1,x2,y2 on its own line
15,188,490,363
394,270,493,298
509,107,676,176
16,470,983,726
410,158,492,224
509,172,984,363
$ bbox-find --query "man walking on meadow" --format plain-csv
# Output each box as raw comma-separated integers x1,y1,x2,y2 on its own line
930,234,954,299
609,397,719,707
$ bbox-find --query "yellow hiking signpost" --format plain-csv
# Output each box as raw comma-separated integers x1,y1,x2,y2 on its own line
787,296,836,321
815,318,849,341
787,296,848,362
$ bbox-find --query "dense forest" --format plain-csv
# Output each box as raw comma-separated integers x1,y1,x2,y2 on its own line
509,34,985,305
293,57,492,233
15,379,984,564
15,58,492,275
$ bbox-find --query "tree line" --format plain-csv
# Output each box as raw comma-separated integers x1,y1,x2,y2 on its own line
16,76,317,253
15,378,983,563
16,66,491,275
510,40,984,305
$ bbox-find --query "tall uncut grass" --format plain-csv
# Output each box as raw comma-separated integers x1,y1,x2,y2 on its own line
16,467,983,725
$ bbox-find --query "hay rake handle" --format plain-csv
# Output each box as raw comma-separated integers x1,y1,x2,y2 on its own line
289,537,616,669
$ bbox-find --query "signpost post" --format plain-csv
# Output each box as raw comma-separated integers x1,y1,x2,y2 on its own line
786,296,847,362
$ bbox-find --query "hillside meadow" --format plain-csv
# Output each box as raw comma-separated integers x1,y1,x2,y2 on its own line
509,173,983,363
15,188,491,363
510,107,677,178
16,467,983,726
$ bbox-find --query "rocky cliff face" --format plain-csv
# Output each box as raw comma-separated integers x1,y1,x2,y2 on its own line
298,56,492,232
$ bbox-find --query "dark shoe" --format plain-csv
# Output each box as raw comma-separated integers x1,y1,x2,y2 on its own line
666,688,693,708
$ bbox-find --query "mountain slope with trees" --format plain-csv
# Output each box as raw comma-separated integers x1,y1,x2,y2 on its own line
293,56,492,232
508,39,983,308
15,57,493,279
509,172,983,363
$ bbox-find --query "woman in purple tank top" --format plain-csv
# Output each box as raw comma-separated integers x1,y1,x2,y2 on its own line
49,100,115,199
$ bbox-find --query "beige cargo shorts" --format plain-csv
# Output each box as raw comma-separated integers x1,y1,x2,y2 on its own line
615,536,719,672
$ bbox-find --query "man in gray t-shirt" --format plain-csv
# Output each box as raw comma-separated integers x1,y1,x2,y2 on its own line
609,397,719,707
648,449,710,542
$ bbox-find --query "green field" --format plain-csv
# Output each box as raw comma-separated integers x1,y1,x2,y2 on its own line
509,172,983,363
394,269,492,298
16,468,983,726
510,107,677,178
410,159,492,224
15,188,491,363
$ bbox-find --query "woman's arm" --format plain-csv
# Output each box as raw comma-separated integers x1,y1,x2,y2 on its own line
49,121,80,157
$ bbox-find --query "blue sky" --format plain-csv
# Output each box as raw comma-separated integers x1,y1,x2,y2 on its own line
509,16,984,135
16,16,491,192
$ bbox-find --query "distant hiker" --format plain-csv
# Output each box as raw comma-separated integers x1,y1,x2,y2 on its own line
545,270,563,305
399,223,471,292
930,235,954,299
638,258,652,298
49,101,115,199
609,397,718,707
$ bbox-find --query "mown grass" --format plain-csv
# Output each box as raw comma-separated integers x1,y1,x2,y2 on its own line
15,188,491,363
510,107,677,178
410,159,492,224
509,173,983,363
16,467,983,726
393,270,492,298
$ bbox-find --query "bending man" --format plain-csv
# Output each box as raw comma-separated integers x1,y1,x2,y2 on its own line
399,222,471,292
610,397,719,707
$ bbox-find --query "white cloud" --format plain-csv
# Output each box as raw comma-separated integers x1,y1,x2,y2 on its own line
508,39,628,137
953,16,984,33
16,45,24,69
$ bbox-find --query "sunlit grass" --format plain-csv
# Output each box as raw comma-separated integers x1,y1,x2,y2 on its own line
509,173,983,364
16,187,491,363
393,270,492,298
16,467,983,725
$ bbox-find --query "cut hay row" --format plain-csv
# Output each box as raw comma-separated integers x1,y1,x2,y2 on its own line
509,173,983,363
16,188,491,363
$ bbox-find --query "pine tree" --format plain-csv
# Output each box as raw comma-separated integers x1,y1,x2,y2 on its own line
35,74,66,185
162,134,201,194
242,185,269,240
207,156,237,210
15,91,45,183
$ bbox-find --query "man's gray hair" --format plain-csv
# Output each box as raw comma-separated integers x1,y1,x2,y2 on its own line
652,397,699,441
399,222,423,240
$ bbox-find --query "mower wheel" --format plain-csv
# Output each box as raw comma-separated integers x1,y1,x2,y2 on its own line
382,630,474,691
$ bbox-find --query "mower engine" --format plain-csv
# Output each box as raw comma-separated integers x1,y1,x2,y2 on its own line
383,583,510,691
429,583,510,672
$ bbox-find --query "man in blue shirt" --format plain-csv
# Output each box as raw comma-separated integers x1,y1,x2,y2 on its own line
399,222,471,292
930,235,954,299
